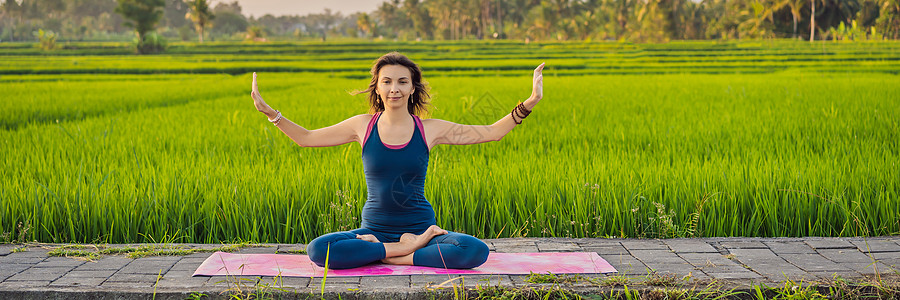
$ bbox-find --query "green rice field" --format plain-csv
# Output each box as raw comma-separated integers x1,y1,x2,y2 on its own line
1,40,898,244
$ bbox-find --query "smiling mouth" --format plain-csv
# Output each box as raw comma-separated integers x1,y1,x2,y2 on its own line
388,97,402,101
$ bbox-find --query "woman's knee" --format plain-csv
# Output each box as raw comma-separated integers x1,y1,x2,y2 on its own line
450,236,490,269
306,236,327,266
306,232,353,267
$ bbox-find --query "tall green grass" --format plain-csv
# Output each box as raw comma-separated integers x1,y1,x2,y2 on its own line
1,67,897,243
0,74,296,130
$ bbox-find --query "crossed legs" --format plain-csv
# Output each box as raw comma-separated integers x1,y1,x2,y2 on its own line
307,225,489,270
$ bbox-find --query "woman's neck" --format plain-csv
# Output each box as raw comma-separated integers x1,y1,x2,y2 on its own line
380,107,411,126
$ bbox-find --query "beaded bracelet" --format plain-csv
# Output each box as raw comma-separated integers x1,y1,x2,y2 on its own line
268,110,283,126
517,102,532,117
514,107,528,119
510,102,532,125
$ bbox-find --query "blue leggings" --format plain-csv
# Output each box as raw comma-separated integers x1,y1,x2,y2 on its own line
306,228,490,270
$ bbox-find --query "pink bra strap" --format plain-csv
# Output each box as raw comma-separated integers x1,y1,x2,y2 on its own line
362,112,380,147
413,115,427,147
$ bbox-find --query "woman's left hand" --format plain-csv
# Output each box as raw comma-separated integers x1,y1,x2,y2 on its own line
531,62,545,101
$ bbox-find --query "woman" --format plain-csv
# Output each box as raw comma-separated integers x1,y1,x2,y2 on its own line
250,52,544,269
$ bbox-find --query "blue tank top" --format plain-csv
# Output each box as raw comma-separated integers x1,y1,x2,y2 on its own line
360,112,435,235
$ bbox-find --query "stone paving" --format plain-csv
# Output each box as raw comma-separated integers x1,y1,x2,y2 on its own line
0,236,898,299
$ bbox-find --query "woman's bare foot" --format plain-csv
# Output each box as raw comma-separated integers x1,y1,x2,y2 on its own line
382,225,448,259
398,225,448,252
381,226,447,265
356,234,380,243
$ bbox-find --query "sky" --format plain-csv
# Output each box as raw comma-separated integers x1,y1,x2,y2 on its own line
232,0,383,18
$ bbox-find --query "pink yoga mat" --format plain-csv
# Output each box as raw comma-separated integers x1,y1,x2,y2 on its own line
193,252,616,277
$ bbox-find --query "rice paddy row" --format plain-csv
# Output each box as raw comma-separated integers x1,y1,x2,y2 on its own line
2,40,899,76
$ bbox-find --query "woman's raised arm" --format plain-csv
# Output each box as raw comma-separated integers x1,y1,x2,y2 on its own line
425,62,544,146
251,72,365,147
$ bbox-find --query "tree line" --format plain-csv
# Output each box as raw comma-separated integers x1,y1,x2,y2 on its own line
367,0,898,41
2,0,899,47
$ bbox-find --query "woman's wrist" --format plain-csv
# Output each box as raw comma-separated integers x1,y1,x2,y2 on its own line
262,108,277,119
267,110,283,126
524,97,539,110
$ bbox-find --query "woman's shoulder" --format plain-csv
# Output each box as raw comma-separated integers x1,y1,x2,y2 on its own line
351,113,375,122
333,114,374,130
352,114,376,129
347,114,376,142
419,118,457,134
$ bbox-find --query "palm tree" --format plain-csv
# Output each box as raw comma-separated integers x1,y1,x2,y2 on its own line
819,0,862,29
636,0,672,41
526,4,553,40
310,9,340,42
735,0,774,38
405,0,434,39
357,12,374,38
810,0,817,40
376,0,408,38
570,9,599,39
612,0,634,39
425,0,452,39
770,0,805,38
788,0,805,38
876,0,900,38
1,0,21,41
185,0,214,43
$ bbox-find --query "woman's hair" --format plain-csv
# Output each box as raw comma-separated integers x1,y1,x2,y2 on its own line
354,52,431,116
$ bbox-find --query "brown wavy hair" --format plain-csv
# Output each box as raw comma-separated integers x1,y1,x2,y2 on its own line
354,52,431,117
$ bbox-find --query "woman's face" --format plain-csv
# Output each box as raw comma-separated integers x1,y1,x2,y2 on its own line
376,64,414,110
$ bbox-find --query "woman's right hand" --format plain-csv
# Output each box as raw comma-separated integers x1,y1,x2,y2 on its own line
251,72,276,118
